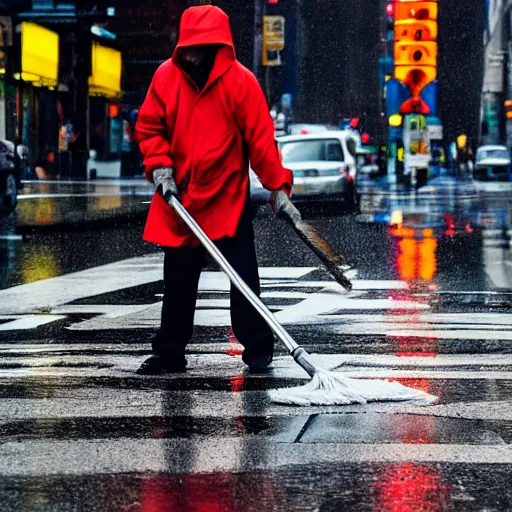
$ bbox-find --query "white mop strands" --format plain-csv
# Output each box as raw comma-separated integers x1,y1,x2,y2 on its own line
269,369,437,406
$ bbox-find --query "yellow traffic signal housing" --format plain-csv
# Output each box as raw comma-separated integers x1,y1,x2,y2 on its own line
395,19,438,41
262,15,285,66
394,0,438,106
394,66,437,92
395,1,438,23
394,41,437,67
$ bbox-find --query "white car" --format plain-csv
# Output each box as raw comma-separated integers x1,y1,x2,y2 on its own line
288,123,330,135
474,145,512,181
250,131,360,209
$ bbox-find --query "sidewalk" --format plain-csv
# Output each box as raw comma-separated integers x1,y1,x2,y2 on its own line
16,178,153,231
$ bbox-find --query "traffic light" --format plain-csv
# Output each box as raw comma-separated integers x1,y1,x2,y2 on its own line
394,1,438,114
262,15,285,66
386,2,395,31
349,117,360,130
505,100,512,119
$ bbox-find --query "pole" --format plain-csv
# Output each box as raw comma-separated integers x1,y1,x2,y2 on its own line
253,0,263,81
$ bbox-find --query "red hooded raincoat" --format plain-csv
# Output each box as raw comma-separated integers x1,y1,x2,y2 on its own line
135,5,293,247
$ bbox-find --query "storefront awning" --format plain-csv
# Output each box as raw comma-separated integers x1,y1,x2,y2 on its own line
18,22,59,87
89,42,122,99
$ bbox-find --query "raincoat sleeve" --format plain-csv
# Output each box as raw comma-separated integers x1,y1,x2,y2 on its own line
135,63,174,182
234,70,293,193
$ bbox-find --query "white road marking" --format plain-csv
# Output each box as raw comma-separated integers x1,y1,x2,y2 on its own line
325,325,512,340
2,352,512,371
2,440,512,476
0,315,66,331
0,254,165,315
329,312,512,325
0,256,318,316
1,356,512,382
50,304,152,318
260,280,408,290
0,257,509,340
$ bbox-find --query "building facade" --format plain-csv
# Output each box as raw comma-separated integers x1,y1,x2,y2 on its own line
0,1,123,178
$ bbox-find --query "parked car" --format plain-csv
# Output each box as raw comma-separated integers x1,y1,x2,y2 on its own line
250,131,359,209
0,140,22,217
474,145,512,181
288,123,330,135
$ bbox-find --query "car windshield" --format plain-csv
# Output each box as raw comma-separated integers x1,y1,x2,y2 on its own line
279,139,344,163
478,148,509,160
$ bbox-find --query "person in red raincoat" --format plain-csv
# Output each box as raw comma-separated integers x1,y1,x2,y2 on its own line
135,5,293,374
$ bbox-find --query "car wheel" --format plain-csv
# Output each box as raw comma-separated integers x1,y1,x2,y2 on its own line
0,172,18,217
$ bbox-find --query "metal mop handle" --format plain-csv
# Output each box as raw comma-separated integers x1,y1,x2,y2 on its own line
169,195,317,377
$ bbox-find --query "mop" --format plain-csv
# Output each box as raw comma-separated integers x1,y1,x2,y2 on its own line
169,195,437,406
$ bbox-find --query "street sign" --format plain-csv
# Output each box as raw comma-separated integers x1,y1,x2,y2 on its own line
427,124,443,140
263,16,285,51
404,153,431,171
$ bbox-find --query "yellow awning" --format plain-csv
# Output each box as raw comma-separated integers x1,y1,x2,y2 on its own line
89,42,122,99
20,22,59,87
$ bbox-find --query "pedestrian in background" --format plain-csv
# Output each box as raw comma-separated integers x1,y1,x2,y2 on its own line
135,5,293,375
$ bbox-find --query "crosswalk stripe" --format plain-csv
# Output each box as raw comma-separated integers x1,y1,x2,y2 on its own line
1,351,512,368
0,315,67,330
1,440,512,476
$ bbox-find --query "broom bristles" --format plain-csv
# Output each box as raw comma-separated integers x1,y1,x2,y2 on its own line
269,369,437,406
295,221,346,265
292,221,353,290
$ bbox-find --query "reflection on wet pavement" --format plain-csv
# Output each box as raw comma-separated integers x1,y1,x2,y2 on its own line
372,463,452,512
1,183,512,511
16,180,153,229
1,463,511,511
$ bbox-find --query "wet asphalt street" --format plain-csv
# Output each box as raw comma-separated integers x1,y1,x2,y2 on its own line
1,180,512,510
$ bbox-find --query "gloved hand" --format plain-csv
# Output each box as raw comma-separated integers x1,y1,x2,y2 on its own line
269,187,291,216
153,167,178,201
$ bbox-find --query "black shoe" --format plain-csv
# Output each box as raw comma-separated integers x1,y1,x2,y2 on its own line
136,355,187,375
243,353,273,373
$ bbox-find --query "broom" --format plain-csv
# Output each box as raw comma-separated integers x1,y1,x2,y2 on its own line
276,192,353,291
169,195,436,406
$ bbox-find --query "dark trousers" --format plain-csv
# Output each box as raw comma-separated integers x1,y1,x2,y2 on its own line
153,205,274,359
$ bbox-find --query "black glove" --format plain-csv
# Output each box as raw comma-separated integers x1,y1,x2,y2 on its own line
153,167,178,201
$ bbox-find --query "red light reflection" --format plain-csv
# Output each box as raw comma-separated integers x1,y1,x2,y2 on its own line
388,227,439,358
373,463,451,511
137,473,284,511
226,327,243,357
229,375,245,393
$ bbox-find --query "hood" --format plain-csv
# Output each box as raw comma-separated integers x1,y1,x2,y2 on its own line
173,5,235,89
174,5,235,55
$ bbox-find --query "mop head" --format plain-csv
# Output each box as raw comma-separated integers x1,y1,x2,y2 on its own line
269,369,437,406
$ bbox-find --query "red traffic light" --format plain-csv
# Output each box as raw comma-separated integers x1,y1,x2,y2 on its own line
268,0,279,4
399,97,430,115
349,117,360,129
386,2,395,17
361,133,370,144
